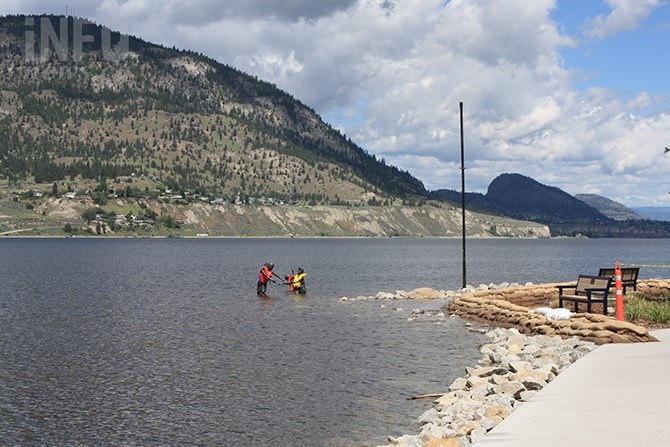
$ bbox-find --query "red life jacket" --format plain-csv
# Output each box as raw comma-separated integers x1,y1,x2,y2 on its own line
287,274,294,292
258,266,273,284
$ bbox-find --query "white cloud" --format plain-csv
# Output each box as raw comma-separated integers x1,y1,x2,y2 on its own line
583,0,663,39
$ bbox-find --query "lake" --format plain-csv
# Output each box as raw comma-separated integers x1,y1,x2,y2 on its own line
1,237,669,446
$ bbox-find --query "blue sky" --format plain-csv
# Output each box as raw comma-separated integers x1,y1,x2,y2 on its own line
1,0,669,206
552,1,670,100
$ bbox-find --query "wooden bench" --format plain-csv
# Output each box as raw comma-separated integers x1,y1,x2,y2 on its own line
598,267,640,294
557,275,613,315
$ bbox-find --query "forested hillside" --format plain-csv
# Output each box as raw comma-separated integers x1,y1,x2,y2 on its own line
0,15,427,205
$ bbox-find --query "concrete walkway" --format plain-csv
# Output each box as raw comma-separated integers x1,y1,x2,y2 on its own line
475,328,670,447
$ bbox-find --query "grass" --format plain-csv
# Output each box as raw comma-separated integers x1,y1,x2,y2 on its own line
624,294,670,324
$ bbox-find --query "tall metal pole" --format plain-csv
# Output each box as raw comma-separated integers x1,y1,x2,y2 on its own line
460,102,467,289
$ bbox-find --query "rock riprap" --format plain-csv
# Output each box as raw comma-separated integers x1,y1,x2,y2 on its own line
377,328,598,447
339,282,533,303
368,279,669,447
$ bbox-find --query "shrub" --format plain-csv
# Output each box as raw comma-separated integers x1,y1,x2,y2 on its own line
82,206,104,223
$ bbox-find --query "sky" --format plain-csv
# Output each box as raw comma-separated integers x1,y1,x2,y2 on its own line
1,0,670,207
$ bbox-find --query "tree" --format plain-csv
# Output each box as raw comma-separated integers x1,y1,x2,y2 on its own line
92,191,107,206
82,207,102,223
94,177,108,193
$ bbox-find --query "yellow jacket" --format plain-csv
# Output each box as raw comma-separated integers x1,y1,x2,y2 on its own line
293,272,306,288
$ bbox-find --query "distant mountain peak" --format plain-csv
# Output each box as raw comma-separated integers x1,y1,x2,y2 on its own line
483,173,608,223
574,194,647,221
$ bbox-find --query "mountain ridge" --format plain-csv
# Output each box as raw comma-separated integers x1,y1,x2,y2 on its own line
0,14,427,206
432,173,670,238
574,194,646,221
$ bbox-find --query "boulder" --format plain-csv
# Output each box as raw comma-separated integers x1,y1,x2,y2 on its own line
423,438,461,447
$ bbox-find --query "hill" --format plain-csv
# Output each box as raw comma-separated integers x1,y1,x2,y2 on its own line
432,173,670,238
432,173,608,224
0,14,426,207
574,194,646,221
480,174,608,223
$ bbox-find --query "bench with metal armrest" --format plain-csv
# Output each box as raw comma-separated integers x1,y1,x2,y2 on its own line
557,275,613,315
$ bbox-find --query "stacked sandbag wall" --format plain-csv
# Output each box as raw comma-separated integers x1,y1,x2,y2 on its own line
456,283,563,308
447,295,657,344
636,279,670,298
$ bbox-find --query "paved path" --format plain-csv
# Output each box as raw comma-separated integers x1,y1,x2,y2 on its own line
475,328,670,447
0,228,34,235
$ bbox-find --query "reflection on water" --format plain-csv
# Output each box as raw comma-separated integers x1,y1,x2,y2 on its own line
1,237,669,446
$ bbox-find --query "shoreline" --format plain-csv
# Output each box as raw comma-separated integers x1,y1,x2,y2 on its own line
0,233,551,239
375,326,599,447
346,281,668,447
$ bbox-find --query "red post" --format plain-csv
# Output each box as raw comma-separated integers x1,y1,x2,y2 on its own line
614,261,624,321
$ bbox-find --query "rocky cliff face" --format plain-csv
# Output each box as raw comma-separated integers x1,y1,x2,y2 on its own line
28,197,550,238
143,202,551,237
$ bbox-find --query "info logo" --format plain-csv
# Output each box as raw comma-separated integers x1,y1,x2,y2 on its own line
24,16,129,63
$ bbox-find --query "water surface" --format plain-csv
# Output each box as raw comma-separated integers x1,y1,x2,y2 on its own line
1,237,668,446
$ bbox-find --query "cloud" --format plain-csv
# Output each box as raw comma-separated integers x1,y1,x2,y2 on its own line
583,0,663,39
177,0,358,23
96,0,358,26
0,0,96,17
